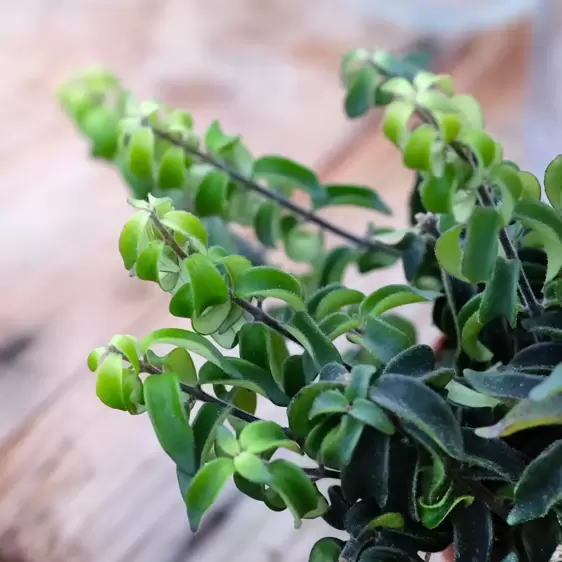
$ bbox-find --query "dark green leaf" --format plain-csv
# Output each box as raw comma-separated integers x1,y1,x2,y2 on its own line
283,354,308,398
144,374,195,474
371,374,464,459
462,207,502,283
253,155,324,199
479,257,520,327
383,344,435,377
523,310,562,339
464,370,542,400
362,316,411,364
342,429,390,506
345,66,378,118
452,499,492,562
185,457,235,531
521,512,562,562
508,342,562,374
508,440,562,524
358,546,420,562
283,225,323,263
319,247,358,286
322,486,349,531
315,184,391,215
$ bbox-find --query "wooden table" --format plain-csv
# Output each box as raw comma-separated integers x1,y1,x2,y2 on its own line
0,1,531,560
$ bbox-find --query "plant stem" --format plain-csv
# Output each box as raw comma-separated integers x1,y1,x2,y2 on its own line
373,58,543,318
302,466,341,482
139,358,265,425
149,211,306,348
150,126,400,256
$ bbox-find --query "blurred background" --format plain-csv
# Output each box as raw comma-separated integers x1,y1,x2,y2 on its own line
0,0,557,560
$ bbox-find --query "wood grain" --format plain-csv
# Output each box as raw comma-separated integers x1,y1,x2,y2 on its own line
0,1,531,559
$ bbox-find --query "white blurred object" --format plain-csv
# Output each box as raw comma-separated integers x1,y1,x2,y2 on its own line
356,0,539,33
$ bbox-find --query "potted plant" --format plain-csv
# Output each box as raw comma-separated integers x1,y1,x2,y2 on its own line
58,48,562,562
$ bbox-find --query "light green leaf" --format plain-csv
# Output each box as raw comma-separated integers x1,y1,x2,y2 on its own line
491,164,523,226
403,124,440,173
215,254,252,285
529,363,562,401
160,210,208,252
119,212,149,270
345,365,378,401
315,288,364,321
349,398,395,435
446,380,500,408
371,374,464,459
198,359,289,406
360,284,441,318
158,146,186,190
479,257,520,327
253,155,324,199
450,94,484,129
309,538,343,562
215,425,241,457
461,207,502,283
184,253,228,317
461,311,493,362
344,66,378,119
309,390,349,418
419,484,474,529
383,100,415,148
162,347,197,386
194,170,229,217
414,72,454,96
144,373,195,474
432,111,462,144
191,301,232,336
141,328,234,375
234,451,271,484
127,126,154,179
544,154,562,211
185,457,235,531
254,202,280,248
335,415,365,466
110,334,140,374
283,225,323,263
205,120,239,152
508,440,562,524
435,224,468,282
288,382,343,438
136,241,165,284
419,164,456,214
476,394,562,438
364,512,405,531
268,459,326,528
239,420,300,455
316,184,392,215
519,170,541,200
458,129,497,169
234,266,305,311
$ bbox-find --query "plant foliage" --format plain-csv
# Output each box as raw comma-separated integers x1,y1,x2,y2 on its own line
62,49,562,561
